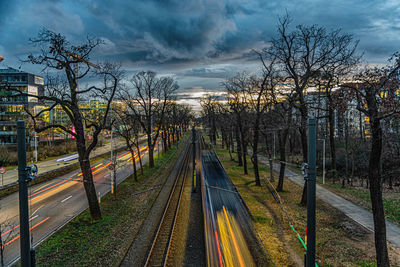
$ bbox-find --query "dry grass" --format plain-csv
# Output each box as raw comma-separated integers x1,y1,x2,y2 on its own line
214,147,388,267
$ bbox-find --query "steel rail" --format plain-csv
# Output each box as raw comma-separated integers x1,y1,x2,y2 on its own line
144,141,191,267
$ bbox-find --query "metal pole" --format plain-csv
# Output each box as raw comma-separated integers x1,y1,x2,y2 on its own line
17,120,30,267
306,118,316,267
34,132,37,163
322,139,325,185
192,127,196,192
110,102,114,194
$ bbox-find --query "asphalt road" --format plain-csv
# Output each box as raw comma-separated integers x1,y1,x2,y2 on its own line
0,139,125,188
0,142,158,267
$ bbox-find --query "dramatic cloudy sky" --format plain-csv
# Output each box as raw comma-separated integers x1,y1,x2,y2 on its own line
1,0,400,108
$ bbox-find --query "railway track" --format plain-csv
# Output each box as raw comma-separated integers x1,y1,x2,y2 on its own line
144,141,192,267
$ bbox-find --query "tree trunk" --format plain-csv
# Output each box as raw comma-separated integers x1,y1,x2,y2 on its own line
299,109,308,205
162,131,168,153
147,132,155,168
148,144,154,168
230,129,234,153
277,129,288,192
242,139,248,175
137,144,144,175
80,154,102,219
369,118,390,267
129,147,138,182
167,128,171,149
235,124,242,166
328,106,338,183
76,122,101,220
253,116,261,186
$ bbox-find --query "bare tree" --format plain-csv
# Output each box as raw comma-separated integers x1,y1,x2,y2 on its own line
224,76,251,175
114,106,141,181
200,94,219,146
9,29,122,220
262,15,361,204
122,71,178,168
345,54,400,267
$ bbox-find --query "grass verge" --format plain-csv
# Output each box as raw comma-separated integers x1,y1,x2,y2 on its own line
266,154,400,226
318,180,400,226
215,147,385,267
33,138,186,267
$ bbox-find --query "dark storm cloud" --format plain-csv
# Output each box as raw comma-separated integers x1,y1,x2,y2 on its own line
1,0,400,89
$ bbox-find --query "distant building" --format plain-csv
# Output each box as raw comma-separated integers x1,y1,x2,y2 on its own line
0,67,44,144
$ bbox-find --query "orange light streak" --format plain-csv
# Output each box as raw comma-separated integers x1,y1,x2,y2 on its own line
214,230,224,267
2,217,50,249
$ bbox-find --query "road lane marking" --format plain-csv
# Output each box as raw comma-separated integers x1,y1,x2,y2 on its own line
61,195,72,203
31,205,44,217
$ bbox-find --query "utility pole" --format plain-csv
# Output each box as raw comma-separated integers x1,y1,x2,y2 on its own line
17,120,30,267
306,118,316,267
34,132,38,163
110,102,114,195
192,126,196,192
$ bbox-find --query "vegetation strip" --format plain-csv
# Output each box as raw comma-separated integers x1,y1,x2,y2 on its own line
214,147,385,266
33,138,185,266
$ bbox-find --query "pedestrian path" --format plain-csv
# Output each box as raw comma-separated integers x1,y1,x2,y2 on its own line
256,155,400,249
0,139,124,188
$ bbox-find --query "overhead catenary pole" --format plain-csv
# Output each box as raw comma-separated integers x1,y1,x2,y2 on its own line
317,138,326,184
17,120,30,267
306,118,316,267
34,132,38,163
110,102,114,194
192,126,196,192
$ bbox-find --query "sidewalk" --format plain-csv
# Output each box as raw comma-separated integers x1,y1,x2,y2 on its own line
0,139,124,188
256,155,400,249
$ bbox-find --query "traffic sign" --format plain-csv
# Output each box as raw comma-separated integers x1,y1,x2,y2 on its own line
0,167,6,174
109,164,115,171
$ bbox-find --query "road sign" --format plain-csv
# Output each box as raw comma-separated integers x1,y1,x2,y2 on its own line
0,167,6,174
109,164,114,171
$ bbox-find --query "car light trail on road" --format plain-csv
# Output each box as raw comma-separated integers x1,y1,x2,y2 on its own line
78,162,105,176
1,217,50,249
1,215,38,238
29,177,74,198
